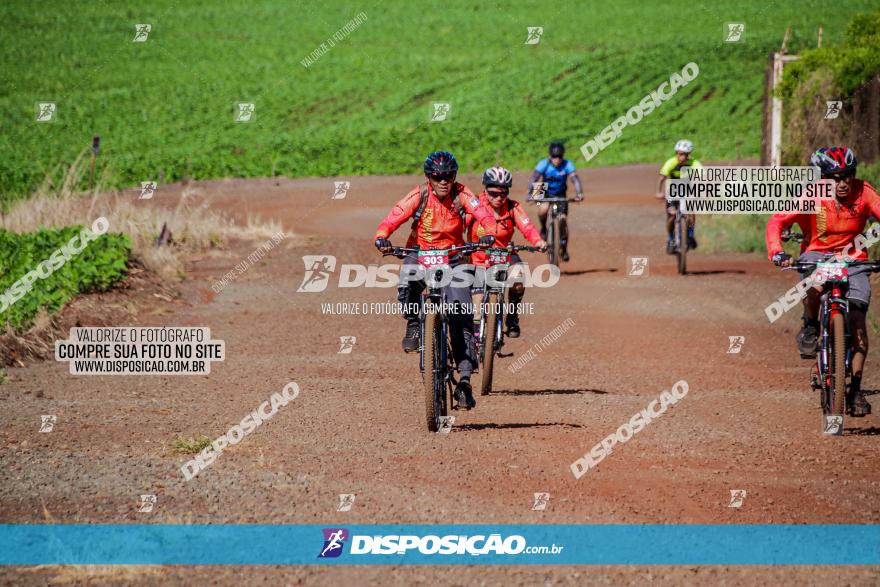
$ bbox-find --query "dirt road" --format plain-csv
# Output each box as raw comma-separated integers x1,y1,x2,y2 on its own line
2,165,878,585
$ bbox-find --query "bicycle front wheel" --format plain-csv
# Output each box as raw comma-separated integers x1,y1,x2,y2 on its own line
422,310,446,432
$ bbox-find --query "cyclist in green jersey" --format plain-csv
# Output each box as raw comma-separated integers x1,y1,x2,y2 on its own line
655,140,703,254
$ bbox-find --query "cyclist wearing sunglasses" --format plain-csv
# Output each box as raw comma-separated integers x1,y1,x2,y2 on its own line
467,166,548,338
656,139,702,254
374,150,495,409
527,141,584,262
767,147,880,417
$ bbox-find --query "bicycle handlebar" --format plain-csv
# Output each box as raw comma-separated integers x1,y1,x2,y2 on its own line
525,196,582,203
783,260,880,272
381,242,485,259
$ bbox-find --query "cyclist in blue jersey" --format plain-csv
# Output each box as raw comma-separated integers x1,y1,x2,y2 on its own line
527,141,584,262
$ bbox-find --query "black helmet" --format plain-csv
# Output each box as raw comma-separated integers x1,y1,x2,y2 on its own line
549,141,565,157
810,147,857,177
423,151,459,175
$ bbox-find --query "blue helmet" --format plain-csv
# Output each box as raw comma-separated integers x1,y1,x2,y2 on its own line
424,151,459,175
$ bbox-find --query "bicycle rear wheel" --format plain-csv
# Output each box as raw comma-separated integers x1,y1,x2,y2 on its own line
422,310,446,432
478,292,498,395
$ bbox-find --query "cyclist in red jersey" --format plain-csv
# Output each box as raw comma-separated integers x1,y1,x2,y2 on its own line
375,151,495,409
766,147,879,416
466,166,547,337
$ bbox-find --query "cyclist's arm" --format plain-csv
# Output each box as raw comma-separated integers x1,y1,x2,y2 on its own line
374,190,421,240
571,172,584,198
765,213,801,261
656,175,668,199
511,204,542,245
527,169,543,195
457,188,495,232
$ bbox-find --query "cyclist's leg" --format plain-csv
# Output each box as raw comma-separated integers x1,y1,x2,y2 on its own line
796,252,824,356
444,265,477,379
397,253,424,352
506,254,525,336
558,201,570,254
687,213,697,248
846,269,871,414
445,265,477,407
665,203,677,253
537,203,549,239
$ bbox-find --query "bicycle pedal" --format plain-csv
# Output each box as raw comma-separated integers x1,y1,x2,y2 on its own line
799,353,817,360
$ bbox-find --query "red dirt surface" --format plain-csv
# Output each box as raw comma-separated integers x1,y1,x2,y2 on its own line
1,165,878,585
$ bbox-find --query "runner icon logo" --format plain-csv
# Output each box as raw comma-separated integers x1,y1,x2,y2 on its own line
337,494,355,512
524,27,543,45
332,181,350,199
140,181,157,200
727,336,745,354
319,528,349,558
532,492,550,511
725,23,745,42
39,415,57,433
235,103,255,122
137,494,157,512
628,257,649,276
297,255,337,292
438,416,454,434
431,103,450,122
338,336,356,354
823,415,843,435
824,101,842,120
728,489,746,508
133,24,151,42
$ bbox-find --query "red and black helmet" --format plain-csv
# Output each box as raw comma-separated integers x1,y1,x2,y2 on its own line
423,151,459,176
810,147,857,177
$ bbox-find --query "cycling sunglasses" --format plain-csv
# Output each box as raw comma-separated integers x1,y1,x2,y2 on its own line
827,171,855,182
429,172,456,182
487,189,509,199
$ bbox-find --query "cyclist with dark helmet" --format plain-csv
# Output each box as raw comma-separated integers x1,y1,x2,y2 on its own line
466,166,547,338
767,147,880,417
527,141,584,262
656,139,702,254
374,150,495,410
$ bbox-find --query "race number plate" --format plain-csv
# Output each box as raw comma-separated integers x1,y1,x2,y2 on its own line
418,250,449,268
815,262,848,283
487,251,510,266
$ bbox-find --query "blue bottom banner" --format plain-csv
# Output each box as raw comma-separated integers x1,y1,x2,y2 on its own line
1,524,878,565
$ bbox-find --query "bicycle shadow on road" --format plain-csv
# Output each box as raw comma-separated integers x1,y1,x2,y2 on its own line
491,388,608,396
845,426,880,436
455,422,585,431
561,268,618,276
683,269,746,276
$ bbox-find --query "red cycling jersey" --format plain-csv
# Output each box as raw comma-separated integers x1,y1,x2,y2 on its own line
374,182,494,250
467,193,542,267
766,180,880,260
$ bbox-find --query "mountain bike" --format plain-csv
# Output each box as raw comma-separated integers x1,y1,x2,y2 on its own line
780,231,880,434
473,243,542,395
527,195,581,267
384,243,483,432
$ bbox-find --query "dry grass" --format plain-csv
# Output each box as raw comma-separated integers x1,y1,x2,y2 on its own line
1,152,285,280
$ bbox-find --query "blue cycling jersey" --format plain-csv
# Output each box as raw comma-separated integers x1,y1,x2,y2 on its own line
535,158,576,196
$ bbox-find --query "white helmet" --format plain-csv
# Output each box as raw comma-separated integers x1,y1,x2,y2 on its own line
674,140,694,154
482,165,513,188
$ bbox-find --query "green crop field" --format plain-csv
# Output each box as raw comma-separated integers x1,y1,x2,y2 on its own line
1,1,874,202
